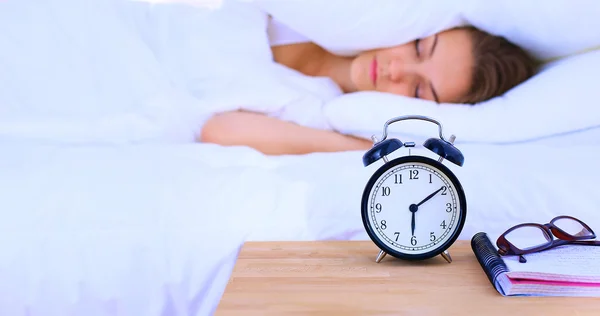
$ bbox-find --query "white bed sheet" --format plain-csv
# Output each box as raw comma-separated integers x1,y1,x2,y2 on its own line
0,143,298,316
1,141,599,315
268,142,600,242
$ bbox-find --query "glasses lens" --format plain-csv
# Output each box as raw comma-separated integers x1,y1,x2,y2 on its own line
553,217,594,238
504,225,551,251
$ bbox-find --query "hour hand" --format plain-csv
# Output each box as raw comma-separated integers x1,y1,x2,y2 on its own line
416,186,445,207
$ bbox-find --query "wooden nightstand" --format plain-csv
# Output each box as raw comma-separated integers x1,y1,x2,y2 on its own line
215,241,598,315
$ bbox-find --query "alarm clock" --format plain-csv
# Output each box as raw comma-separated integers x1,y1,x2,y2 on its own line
361,115,467,264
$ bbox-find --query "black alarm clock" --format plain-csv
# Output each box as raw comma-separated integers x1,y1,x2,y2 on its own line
361,115,467,264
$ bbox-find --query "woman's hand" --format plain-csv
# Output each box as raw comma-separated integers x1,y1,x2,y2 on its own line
199,111,372,155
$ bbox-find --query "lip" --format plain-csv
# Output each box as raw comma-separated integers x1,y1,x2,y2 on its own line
370,57,378,86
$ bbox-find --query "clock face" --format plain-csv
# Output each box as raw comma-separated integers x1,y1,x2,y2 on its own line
361,156,466,260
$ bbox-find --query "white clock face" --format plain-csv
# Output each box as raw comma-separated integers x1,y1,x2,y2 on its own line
365,160,463,256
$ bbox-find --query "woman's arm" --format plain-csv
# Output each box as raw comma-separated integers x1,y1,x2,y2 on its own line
198,111,373,155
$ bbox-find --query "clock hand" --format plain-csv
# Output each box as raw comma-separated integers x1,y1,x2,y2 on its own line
408,186,444,237
416,186,445,207
411,211,416,236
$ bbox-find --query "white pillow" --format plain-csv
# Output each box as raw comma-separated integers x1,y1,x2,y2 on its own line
464,0,600,61
251,0,600,60
322,49,600,144
251,0,468,56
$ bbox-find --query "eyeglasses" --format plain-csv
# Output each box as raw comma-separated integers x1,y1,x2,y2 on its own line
496,215,600,263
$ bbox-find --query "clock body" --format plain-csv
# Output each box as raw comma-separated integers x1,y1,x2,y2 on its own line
361,155,467,261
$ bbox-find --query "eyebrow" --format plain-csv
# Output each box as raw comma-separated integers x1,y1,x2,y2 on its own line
429,34,440,103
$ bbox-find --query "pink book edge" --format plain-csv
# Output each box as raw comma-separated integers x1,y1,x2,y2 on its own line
509,277,600,288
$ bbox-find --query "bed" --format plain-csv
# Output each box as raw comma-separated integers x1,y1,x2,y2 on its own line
1,0,600,315
1,139,599,315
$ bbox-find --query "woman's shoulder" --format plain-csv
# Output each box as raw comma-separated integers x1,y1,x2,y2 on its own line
267,17,311,47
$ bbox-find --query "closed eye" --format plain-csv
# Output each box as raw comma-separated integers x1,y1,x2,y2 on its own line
414,83,421,99
415,39,421,57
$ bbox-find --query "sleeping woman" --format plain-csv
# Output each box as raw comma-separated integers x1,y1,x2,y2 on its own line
200,19,539,155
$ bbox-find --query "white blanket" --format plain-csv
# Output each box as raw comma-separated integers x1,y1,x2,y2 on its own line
0,0,205,144
1,141,599,315
0,0,338,146
2,0,598,148
0,143,291,316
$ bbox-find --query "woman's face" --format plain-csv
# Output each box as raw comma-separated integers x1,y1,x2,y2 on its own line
350,28,475,104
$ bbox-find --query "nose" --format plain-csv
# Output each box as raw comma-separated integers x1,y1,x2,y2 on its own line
388,59,420,82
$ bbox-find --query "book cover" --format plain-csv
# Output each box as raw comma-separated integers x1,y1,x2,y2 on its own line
470,232,600,297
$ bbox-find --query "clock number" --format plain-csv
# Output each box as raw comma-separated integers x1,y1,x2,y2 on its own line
409,170,419,180
430,232,436,241
394,174,402,184
394,232,400,241
429,174,432,183
440,220,447,229
446,203,452,212
380,220,387,230
441,186,448,195
375,203,382,213
410,235,417,246
381,187,391,196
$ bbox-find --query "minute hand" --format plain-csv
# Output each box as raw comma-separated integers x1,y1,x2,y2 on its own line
416,186,445,207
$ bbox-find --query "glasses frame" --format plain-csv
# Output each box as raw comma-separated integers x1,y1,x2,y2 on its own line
496,215,600,263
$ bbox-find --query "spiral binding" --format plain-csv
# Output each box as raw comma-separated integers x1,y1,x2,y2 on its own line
471,232,509,287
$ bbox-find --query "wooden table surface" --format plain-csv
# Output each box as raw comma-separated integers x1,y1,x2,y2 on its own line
215,240,600,316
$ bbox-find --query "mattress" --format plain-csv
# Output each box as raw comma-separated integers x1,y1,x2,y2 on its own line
1,141,598,315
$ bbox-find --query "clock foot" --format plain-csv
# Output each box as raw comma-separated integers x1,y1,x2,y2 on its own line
441,250,452,264
375,250,387,263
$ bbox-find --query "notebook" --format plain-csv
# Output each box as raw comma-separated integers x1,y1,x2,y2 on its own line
471,232,600,297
